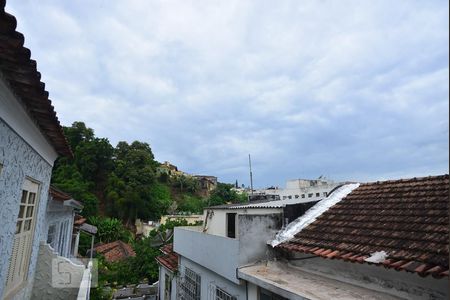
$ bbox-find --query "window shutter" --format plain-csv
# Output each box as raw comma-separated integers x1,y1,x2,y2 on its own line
4,179,40,296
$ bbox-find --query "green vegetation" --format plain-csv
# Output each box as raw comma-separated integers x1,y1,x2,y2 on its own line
52,121,248,298
208,182,248,206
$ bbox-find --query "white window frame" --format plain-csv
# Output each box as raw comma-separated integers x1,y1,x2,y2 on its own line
5,178,40,297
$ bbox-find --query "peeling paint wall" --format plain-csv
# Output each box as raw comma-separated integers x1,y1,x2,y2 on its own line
0,118,54,299
238,214,282,265
204,208,283,237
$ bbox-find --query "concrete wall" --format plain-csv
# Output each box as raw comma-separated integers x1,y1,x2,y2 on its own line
158,265,177,300
238,214,281,266
0,118,55,299
204,208,282,237
174,226,241,284
288,252,449,300
179,257,246,300
31,243,84,300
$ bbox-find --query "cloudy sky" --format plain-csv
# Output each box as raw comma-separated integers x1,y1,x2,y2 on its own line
6,0,449,187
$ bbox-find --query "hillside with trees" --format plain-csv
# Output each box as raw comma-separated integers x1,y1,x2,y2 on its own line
51,121,247,225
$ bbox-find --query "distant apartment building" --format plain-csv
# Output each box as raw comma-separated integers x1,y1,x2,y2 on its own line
251,177,342,202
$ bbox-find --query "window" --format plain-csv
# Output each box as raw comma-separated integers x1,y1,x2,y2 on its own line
301,194,305,198
259,288,288,300
323,192,327,197
5,179,39,296
164,273,172,300
216,287,236,300
308,193,313,198
316,193,320,197
282,196,287,200
287,195,292,199
179,267,201,300
57,220,69,257
295,195,299,199
227,213,236,238
47,224,57,250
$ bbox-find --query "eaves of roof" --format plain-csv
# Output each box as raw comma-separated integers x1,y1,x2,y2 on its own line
0,1,72,157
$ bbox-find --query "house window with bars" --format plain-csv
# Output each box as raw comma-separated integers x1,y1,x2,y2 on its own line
179,267,201,300
216,287,237,300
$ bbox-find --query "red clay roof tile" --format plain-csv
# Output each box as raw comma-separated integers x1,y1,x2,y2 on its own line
156,243,178,272
278,175,449,278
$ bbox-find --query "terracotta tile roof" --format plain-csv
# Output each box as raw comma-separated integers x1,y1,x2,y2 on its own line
74,214,87,226
49,185,72,201
0,1,72,157
94,240,136,263
278,175,449,278
156,243,178,272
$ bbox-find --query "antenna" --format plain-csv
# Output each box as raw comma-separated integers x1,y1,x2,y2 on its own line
248,154,253,195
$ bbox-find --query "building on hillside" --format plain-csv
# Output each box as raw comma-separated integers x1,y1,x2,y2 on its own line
159,175,449,299
193,175,218,196
252,177,342,202
135,219,159,237
160,214,203,226
0,4,93,299
156,244,178,300
156,161,187,178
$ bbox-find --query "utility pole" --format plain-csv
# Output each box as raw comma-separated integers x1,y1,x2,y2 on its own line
248,154,253,195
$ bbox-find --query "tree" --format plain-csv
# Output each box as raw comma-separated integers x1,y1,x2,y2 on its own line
208,182,248,206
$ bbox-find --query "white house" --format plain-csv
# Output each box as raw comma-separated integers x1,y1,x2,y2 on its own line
0,3,91,299
165,175,449,299
169,196,319,299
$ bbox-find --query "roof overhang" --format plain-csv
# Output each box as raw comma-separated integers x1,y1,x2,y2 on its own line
238,261,400,300
63,199,83,210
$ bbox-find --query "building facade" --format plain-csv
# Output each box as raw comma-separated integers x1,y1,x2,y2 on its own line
0,3,91,299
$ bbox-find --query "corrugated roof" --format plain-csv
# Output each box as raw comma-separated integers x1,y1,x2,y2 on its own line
208,198,323,209
277,174,449,278
0,1,72,157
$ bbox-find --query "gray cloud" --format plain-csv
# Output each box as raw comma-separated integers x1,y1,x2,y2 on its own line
7,0,448,187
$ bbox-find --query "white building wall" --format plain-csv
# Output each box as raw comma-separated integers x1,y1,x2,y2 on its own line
0,118,55,299
0,77,58,165
158,266,177,300
204,208,282,237
45,199,76,258
179,256,246,300
0,76,60,299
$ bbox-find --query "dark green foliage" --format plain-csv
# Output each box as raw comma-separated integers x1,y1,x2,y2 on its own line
88,216,132,244
177,195,205,213
208,182,248,206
